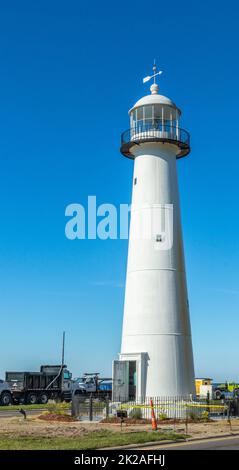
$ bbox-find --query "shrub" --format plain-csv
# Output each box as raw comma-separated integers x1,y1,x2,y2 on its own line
187,411,200,422
129,408,142,420
200,411,210,421
46,401,69,415
158,413,168,421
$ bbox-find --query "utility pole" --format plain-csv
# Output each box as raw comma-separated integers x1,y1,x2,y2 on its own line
62,331,65,366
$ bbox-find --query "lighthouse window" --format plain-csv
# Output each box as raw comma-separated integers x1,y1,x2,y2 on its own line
154,104,161,119
144,105,153,121
134,177,137,185
156,234,162,242
136,107,143,121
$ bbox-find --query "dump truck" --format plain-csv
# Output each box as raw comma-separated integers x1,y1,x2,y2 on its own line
74,373,112,399
5,364,73,405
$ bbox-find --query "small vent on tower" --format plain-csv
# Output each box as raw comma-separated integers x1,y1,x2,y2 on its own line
134,177,137,185
156,234,162,242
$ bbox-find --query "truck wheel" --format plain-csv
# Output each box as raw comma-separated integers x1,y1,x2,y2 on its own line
27,393,38,405
215,390,222,400
39,393,48,404
0,392,12,406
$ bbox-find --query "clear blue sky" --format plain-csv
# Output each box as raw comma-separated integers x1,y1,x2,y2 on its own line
0,0,238,382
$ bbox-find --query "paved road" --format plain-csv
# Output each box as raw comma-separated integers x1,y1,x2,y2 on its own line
141,435,239,450
0,409,44,418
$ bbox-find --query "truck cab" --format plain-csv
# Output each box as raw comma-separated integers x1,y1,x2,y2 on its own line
73,373,112,398
74,376,97,394
0,379,12,406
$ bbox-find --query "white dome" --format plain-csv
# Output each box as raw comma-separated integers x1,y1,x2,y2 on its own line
129,93,181,115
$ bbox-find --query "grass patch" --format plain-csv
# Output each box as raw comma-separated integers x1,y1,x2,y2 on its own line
0,404,52,412
0,401,104,413
0,430,186,450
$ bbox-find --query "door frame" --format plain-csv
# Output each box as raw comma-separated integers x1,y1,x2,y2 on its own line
119,352,147,399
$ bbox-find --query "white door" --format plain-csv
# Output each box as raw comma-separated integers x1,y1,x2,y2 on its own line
112,360,129,401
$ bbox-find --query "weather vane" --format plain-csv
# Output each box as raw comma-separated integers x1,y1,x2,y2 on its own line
143,60,163,85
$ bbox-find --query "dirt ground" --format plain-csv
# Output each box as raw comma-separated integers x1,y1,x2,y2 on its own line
0,415,239,440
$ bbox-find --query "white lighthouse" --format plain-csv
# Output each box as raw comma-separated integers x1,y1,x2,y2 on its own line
113,64,195,399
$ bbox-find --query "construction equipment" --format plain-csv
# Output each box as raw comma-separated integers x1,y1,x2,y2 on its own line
213,382,239,400
73,373,112,399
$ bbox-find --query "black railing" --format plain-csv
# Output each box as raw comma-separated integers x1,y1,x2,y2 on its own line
122,122,190,146
120,121,190,159
71,395,239,422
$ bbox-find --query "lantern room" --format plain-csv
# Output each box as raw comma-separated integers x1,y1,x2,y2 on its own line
120,82,190,159
130,84,180,130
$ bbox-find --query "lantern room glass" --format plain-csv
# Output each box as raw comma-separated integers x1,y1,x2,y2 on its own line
130,104,179,130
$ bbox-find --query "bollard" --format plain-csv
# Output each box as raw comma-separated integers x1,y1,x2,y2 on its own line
71,394,80,418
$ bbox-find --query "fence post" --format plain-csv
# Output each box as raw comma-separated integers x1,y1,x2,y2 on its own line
89,394,93,422
106,397,109,418
226,401,232,434
185,406,188,437
235,397,239,417
206,391,210,414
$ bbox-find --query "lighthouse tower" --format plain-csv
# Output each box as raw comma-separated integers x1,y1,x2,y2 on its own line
113,65,195,399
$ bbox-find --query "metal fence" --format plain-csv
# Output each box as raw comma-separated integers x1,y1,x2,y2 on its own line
71,395,239,422
120,122,190,158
